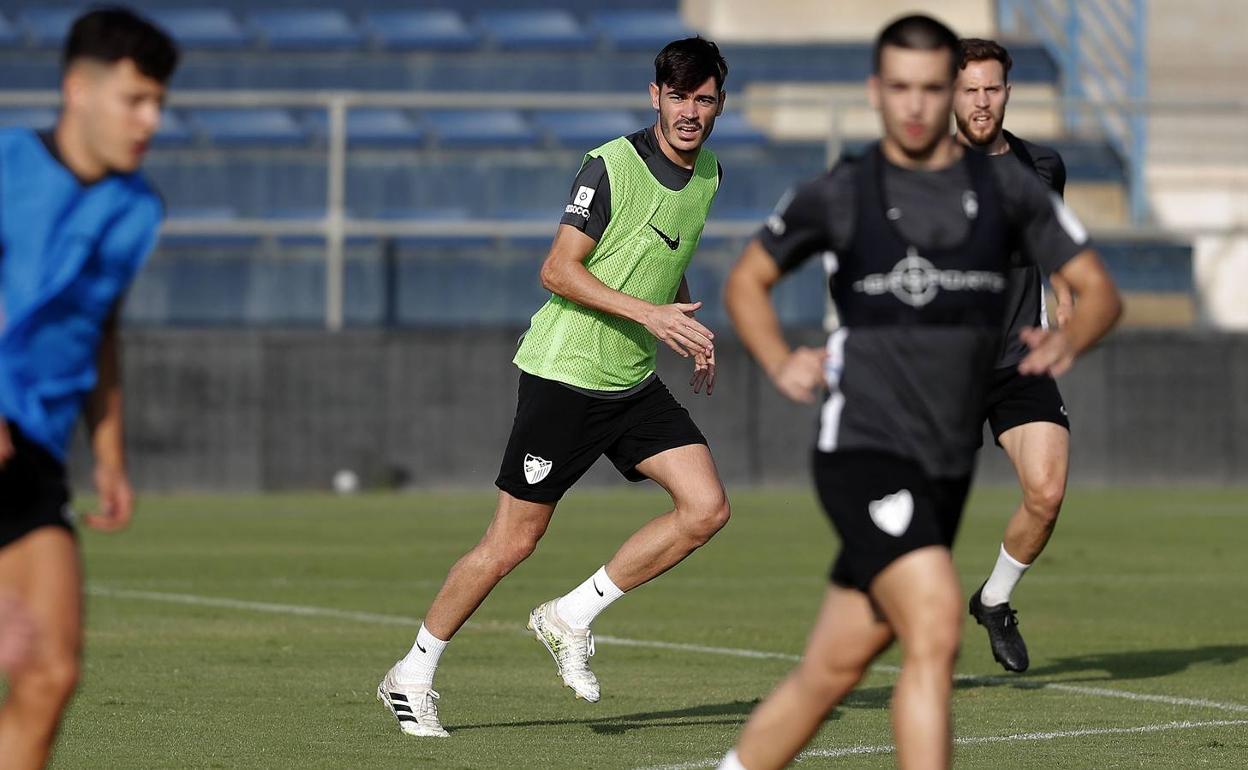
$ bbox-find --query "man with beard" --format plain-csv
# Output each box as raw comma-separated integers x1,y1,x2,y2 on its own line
954,37,1075,674
376,37,731,737
715,15,1120,769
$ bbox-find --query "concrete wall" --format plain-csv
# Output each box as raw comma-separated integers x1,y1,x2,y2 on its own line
67,328,1248,492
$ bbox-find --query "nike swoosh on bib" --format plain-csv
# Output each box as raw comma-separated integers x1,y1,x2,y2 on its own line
647,223,680,251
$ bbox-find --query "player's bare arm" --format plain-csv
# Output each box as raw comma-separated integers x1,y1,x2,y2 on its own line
674,276,716,395
83,306,134,532
1048,270,1075,328
540,224,715,358
725,239,825,404
1019,249,1121,377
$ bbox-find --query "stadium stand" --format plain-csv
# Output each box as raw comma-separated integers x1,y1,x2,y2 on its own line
0,2,1195,327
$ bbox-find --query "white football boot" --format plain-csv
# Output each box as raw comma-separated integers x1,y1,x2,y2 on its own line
376,664,449,737
528,600,600,702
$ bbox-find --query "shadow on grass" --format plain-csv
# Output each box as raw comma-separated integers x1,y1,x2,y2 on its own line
1025,644,1248,682
450,686,897,734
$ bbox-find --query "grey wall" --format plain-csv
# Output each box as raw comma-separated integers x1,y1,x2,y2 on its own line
69,328,1248,492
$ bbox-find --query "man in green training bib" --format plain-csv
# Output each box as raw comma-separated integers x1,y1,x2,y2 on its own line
377,38,731,736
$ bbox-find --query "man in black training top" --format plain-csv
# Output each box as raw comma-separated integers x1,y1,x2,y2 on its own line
715,15,1121,770
954,37,1077,674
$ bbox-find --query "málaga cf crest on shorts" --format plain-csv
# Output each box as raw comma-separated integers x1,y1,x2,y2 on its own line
524,454,552,484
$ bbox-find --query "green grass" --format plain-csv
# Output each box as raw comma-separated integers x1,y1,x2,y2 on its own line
46,485,1248,768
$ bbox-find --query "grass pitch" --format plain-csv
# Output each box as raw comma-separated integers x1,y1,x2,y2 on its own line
49,484,1248,768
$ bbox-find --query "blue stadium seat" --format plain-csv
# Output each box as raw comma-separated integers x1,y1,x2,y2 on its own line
588,10,694,51
0,107,57,130
0,13,20,47
706,112,767,147
153,110,194,146
477,10,595,51
361,10,480,51
424,110,539,148
18,8,77,48
303,108,425,147
1099,241,1194,292
165,205,240,221
532,110,639,146
188,108,308,146
247,10,363,51
148,9,250,49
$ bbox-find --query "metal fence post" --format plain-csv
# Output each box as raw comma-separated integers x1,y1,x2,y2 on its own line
325,95,347,331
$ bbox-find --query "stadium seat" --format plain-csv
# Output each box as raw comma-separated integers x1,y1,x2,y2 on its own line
303,108,425,147
706,112,767,147
147,9,250,49
187,108,309,146
247,10,363,51
18,7,77,48
0,13,20,47
0,107,57,130
361,10,480,51
588,11,695,51
153,110,194,146
476,10,595,51
424,109,539,148
1099,241,1195,292
532,110,640,146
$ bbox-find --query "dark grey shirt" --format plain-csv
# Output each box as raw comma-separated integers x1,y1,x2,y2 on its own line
758,147,1088,477
989,130,1068,367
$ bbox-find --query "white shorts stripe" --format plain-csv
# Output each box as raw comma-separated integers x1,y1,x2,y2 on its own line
817,328,848,452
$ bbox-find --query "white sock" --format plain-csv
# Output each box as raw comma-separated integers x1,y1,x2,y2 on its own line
394,623,448,686
555,566,624,630
980,544,1031,607
717,749,749,770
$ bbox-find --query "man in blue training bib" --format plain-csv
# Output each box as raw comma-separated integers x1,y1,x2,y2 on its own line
0,8,177,766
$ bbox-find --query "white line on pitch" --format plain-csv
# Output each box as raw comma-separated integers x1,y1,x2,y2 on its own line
638,719,1248,770
87,586,1248,717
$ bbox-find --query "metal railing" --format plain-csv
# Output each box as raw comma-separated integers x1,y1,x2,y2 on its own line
3,88,1239,330
999,0,1150,222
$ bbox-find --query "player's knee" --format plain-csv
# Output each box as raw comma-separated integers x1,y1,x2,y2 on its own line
478,531,541,576
801,654,868,699
899,597,962,666
902,614,961,667
13,653,80,711
1024,476,1066,522
679,491,730,545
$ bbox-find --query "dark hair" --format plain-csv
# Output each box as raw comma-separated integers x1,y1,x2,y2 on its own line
63,6,179,83
958,38,1013,83
654,36,728,93
873,14,960,78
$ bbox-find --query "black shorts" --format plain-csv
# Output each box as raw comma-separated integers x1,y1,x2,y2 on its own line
0,423,73,549
983,366,1070,446
495,372,707,503
813,450,971,593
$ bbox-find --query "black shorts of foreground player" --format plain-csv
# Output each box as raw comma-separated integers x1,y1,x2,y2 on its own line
0,8,177,770
377,37,731,738
715,15,1121,770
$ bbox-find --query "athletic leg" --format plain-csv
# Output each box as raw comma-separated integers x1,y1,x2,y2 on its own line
421,492,555,640
997,421,1069,571
731,586,893,770
0,528,82,770
603,443,730,591
871,546,963,770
